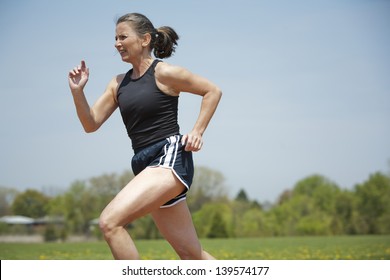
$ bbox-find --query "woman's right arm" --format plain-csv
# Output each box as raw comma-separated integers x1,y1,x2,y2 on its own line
68,60,119,133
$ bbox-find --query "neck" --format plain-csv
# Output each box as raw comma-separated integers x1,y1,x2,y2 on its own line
131,56,154,79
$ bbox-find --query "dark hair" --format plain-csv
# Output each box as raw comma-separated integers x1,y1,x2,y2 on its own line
116,13,179,59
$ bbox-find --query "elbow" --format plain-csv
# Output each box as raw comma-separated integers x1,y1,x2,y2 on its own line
215,87,223,101
83,124,98,133
84,128,96,134
218,88,223,98
204,87,222,104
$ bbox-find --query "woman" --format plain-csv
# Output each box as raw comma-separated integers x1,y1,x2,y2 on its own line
68,13,222,260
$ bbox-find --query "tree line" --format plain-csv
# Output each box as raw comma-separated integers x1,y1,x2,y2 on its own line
1,166,389,241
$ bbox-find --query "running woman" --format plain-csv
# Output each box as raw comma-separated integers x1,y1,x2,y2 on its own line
68,13,222,260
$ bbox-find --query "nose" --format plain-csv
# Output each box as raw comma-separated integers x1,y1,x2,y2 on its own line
114,39,121,49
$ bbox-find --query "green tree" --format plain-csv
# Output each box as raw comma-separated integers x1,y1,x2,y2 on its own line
235,189,249,202
239,208,270,237
333,189,359,234
49,181,100,234
12,189,49,218
268,175,341,236
207,211,229,238
192,202,233,238
354,172,390,234
292,174,340,213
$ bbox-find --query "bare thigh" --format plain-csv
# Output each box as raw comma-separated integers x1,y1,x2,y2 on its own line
152,200,203,259
100,167,186,227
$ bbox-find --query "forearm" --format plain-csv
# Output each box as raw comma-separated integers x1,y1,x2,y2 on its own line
192,88,222,135
71,89,98,133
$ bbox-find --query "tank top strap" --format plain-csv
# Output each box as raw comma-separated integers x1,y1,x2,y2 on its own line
148,59,161,74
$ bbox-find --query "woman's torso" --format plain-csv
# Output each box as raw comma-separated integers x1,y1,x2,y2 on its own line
116,60,180,150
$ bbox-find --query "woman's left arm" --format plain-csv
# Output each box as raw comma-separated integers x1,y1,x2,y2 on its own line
156,63,222,152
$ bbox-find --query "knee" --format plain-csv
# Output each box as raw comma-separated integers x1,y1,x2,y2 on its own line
99,212,120,239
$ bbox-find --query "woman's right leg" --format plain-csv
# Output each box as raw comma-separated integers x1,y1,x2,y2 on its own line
99,167,186,259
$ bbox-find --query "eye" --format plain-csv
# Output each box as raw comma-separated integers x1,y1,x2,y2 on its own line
115,35,128,41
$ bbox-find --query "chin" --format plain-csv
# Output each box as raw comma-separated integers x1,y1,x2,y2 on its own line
120,55,131,63
122,58,132,64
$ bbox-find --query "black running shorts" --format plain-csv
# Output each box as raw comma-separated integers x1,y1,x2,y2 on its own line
131,135,194,208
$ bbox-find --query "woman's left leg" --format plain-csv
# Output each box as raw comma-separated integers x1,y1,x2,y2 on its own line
151,200,215,260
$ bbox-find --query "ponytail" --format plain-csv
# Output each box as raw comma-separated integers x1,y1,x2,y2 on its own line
153,26,179,59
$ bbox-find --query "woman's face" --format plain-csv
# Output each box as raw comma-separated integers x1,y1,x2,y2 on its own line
115,22,144,62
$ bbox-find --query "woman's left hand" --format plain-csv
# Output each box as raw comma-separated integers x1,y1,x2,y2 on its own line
181,132,203,152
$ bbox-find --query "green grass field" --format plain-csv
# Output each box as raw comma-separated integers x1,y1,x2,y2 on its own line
1,235,389,260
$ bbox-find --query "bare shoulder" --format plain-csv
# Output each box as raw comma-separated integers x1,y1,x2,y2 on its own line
114,73,126,87
154,62,184,96
155,62,197,95
155,62,191,81
106,73,126,103
155,61,220,97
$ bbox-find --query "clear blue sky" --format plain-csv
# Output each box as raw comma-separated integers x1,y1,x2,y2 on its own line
1,0,389,203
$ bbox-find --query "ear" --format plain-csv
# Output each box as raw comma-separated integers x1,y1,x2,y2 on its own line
141,33,152,48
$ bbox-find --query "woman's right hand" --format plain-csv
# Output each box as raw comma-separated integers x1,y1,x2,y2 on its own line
68,60,89,92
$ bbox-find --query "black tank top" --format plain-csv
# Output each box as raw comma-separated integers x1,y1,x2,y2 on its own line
117,60,180,150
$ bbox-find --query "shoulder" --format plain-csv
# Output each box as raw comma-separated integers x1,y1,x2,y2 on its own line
155,61,221,97
155,61,190,81
104,73,126,88
155,61,194,94
114,73,127,86
108,73,127,93
106,73,127,103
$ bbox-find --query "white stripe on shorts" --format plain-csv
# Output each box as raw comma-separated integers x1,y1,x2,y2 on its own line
160,135,180,168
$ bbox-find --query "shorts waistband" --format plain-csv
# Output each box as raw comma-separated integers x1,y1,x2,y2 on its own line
133,135,182,155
